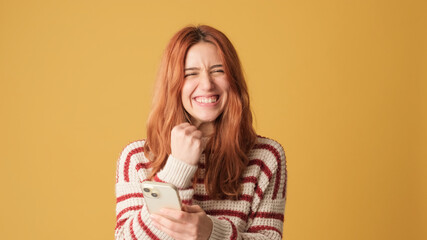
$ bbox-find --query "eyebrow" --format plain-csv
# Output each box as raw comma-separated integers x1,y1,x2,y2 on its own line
184,64,223,71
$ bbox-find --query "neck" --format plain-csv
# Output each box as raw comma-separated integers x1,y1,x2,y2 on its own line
193,120,214,137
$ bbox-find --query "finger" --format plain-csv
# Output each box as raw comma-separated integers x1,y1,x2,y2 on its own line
179,122,191,127
175,122,190,131
191,129,203,139
182,204,203,213
183,125,198,134
159,208,188,221
171,124,185,136
152,221,190,240
150,213,185,233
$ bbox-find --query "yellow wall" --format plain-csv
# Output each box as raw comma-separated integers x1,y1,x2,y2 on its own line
1,0,425,239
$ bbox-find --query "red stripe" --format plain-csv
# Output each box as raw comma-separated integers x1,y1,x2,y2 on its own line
193,194,253,203
246,162,267,199
205,209,248,221
182,199,192,205
129,218,137,240
219,217,237,240
117,193,144,203
253,144,281,161
252,212,284,221
124,147,144,182
248,159,273,179
247,225,282,236
136,162,150,171
153,175,192,190
137,211,160,240
115,218,127,230
194,176,258,201
249,211,256,221
196,176,257,185
116,205,143,221
153,175,165,183
255,186,263,199
193,194,211,201
180,185,193,190
239,194,253,202
196,178,204,184
197,176,257,184
242,176,257,184
254,144,282,199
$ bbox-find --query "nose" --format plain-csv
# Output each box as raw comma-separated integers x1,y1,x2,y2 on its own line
199,70,214,90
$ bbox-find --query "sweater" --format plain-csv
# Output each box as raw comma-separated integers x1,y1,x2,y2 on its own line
115,136,287,240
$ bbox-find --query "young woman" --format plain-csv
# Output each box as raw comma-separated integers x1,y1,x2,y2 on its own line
115,25,287,240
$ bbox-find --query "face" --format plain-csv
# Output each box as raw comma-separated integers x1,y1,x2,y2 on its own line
182,42,230,127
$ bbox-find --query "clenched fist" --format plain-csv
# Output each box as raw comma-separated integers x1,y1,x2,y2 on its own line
171,123,203,165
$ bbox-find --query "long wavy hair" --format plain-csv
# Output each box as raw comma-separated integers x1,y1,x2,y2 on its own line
144,25,257,199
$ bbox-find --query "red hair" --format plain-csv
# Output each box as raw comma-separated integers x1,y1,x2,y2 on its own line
144,25,257,199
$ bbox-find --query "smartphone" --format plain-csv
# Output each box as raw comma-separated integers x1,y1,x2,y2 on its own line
141,181,182,214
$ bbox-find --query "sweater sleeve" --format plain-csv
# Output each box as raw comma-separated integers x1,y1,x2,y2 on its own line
114,141,198,240
207,140,287,240
152,155,198,204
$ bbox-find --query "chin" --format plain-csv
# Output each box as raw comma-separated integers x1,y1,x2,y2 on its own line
195,115,220,124
197,118,216,124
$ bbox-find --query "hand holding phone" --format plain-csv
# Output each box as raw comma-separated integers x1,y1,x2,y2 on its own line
141,181,182,214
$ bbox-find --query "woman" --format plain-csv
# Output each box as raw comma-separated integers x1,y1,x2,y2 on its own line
115,25,287,240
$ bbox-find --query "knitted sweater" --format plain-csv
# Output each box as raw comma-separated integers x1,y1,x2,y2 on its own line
115,136,287,240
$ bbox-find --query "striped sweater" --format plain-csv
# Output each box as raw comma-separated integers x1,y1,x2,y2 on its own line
115,136,287,239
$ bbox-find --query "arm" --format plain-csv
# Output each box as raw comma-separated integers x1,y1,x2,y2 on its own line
114,141,198,240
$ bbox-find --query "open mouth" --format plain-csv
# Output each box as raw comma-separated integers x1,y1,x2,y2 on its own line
194,95,219,104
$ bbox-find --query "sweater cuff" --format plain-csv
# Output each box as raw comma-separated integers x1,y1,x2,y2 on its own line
208,216,232,239
156,155,198,189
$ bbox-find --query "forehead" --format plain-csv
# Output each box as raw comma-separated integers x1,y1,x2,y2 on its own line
185,42,222,67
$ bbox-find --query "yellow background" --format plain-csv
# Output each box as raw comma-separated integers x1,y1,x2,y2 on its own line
1,0,426,239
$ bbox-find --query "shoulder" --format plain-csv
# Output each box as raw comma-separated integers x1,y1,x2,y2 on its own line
118,139,146,160
251,135,286,163
248,136,286,179
116,139,149,183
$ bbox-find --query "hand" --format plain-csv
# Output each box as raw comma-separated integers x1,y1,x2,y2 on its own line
171,122,203,165
150,205,213,240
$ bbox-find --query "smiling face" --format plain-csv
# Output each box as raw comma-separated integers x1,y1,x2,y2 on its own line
181,41,230,129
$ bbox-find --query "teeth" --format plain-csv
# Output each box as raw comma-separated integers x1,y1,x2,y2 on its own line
195,96,218,103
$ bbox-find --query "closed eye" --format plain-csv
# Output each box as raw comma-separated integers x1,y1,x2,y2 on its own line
210,69,224,74
184,72,198,78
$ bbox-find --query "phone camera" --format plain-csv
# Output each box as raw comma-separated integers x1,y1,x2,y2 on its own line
151,192,158,198
143,188,150,192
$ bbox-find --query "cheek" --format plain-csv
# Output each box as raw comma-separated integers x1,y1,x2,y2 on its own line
181,81,195,104
219,78,230,95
